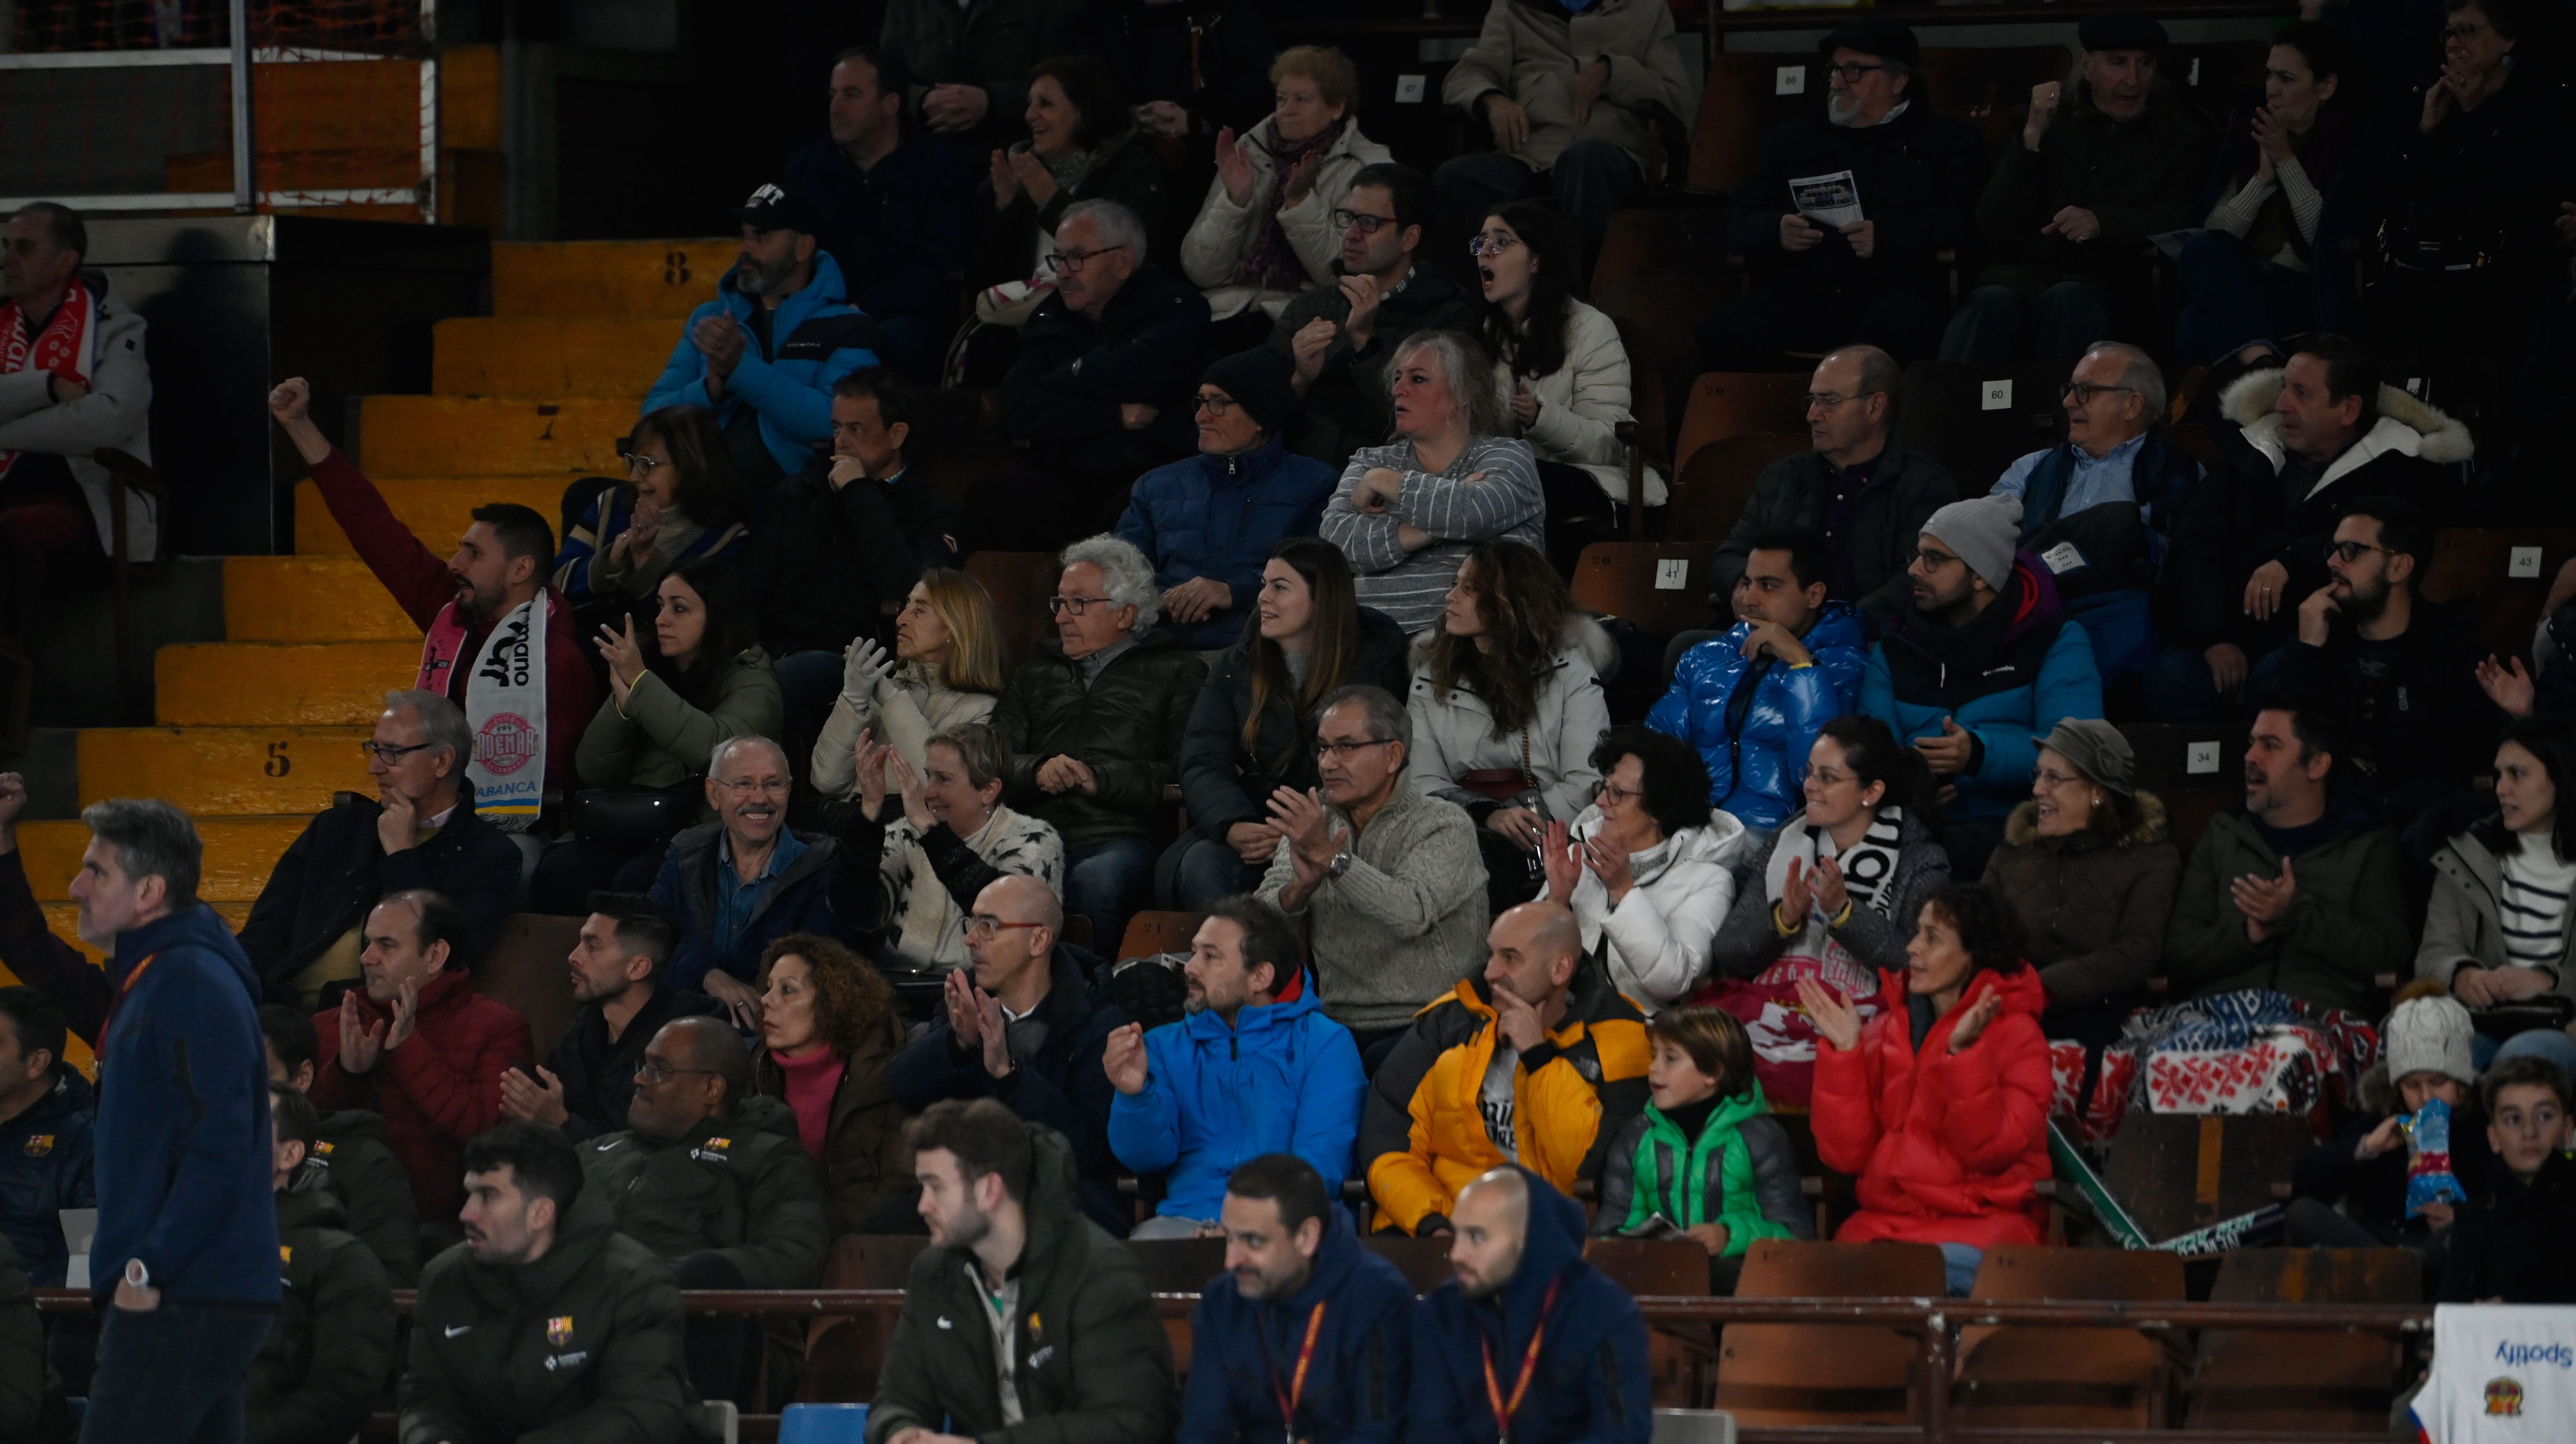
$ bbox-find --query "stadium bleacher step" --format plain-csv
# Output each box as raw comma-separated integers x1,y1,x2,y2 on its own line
78,727,376,817
293,475,576,558
491,238,730,319
20,817,310,905
431,316,674,399
155,642,426,727
224,558,422,642
355,395,633,480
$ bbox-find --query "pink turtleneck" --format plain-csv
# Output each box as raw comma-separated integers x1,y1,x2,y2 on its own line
770,1047,845,1160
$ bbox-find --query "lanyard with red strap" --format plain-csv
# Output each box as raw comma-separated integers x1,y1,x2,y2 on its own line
1258,1300,1327,1444
95,951,160,1059
1480,1277,1562,1444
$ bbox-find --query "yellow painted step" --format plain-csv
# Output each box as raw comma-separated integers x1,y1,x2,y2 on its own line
156,641,424,727
224,558,422,642
492,239,730,319
79,727,375,817
20,817,308,903
432,316,676,398
293,476,574,558
356,395,634,480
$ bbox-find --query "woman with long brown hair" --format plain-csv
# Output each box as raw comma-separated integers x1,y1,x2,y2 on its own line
1406,537,1613,911
750,932,913,1232
1166,536,1410,907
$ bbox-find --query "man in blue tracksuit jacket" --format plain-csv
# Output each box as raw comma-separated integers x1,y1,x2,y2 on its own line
1862,493,2103,875
1179,1153,1413,1444
69,799,279,1444
1648,528,1870,831
643,183,883,484
1410,1165,1650,1444
1105,897,1364,1234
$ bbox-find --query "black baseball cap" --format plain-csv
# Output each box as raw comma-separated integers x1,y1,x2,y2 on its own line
728,183,821,235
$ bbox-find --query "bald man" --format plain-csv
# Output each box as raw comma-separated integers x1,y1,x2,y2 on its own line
1411,1166,1650,1444
889,874,1134,1233
580,1014,829,1397
1360,902,1650,1237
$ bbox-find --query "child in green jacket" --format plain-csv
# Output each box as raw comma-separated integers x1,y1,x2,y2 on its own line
1592,1006,1813,1292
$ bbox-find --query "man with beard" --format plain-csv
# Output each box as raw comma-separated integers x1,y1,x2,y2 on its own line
2272,500,2491,834
1862,492,2103,877
402,1121,696,1444
866,1100,1174,1444
270,379,595,831
1407,1167,1649,1444
1178,1153,1415,1444
1103,897,1365,1237
643,183,883,496
497,893,721,1143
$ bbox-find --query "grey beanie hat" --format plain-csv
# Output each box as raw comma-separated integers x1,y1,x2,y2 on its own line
1921,493,2024,592
2383,995,2477,1087
2035,718,2136,796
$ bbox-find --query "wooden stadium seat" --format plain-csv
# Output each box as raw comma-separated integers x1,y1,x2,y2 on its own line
1361,1234,1456,1293
1584,1238,1719,1407
965,550,1061,673
1116,909,1200,962
1674,374,1812,480
1664,432,1809,543
1919,45,2072,148
472,914,581,1059
1571,543,1721,640
2120,721,2243,858
2102,1113,2314,1246
1126,1237,1228,1375
1889,360,2070,494
2187,1247,2418,1432
1686,52,1777,195
1591,209,1732,296
801,1235,933,1401
1954,1246,2185,1429
2422,528,2576,668
1715,1238,1946,1427
1597,276,1743,457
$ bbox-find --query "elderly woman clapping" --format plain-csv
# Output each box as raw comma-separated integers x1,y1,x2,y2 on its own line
1319,329,1545,635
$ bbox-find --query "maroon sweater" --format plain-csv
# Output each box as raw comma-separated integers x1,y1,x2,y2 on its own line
308,450,596,790
310,968,534,1219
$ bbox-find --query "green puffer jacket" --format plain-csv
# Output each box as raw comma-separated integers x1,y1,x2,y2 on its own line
249,1168,397,1444
578,1095,831,1290
0,1235,40,1440
1591,1085,1812,1255
989,632,1208,853
400,1188,699,1444
2163,803,2410,1015
313,1107,421,1286
864,1127,1176,1444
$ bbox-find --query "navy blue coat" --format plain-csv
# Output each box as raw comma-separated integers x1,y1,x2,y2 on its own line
1117,438,1337,649
0,1070,93,1286
1408,1167,1650,1444
92,905,280,1306
782,128,978,336
652,816,889,993
1180,1205,1413,1444
1647,603,1869,830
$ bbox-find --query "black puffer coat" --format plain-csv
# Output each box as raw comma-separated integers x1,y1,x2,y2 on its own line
989,630,1208,852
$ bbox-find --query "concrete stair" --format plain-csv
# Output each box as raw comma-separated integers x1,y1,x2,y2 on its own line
225,558,422,641
79,728,376,817
491,239,729,318
293,476,574,557
431,317,673,398
20,818,312,906
356,395,636,479
155,642,429,727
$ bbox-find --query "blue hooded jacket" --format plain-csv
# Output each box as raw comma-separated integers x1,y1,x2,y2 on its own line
642,250,882,475
1409,1167,1650,1444
92,904,280,1306
0,1069,95,1286
1110,978,1366,1223
1647,603,1869,829
1180,1202,1414,1444
1117,438,1338,650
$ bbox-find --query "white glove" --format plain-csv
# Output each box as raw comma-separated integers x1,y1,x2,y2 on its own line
841,636,894,706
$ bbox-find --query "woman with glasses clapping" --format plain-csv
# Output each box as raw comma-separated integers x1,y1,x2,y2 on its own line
1540,726,1748,1014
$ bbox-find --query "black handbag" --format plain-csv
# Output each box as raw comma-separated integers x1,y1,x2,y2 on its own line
2472,993,2576,1043
569,784,695,849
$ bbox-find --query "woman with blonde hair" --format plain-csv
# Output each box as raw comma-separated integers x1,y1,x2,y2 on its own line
812,567,1008,792
750,933,913,1232
1179,46,1392,331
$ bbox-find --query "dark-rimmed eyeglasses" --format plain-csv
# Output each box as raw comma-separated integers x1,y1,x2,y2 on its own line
1332,209,1397,235
633,1059,719,1085
1825,61,1889,83
2061,382,2139,405
1191,393,1238,415
2328,540,2398,564
1314,736,1398,761
1046,244,1130,274
1046,595,1118,616
360,740,439,762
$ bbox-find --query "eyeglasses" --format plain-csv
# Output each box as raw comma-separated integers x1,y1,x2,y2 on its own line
1825,61,1888,82
1466,234,1521,258
2033,768,2090,791
633,1059,719,1085
1596,780,1644,805
1191,393,1238,415
1332,209,1397,235
711,776,790,796
962,915,1047,939
1046,595,1119,616
1914,548,1963,569
1045,244,1129,274
2061,382,2139,404
360,740,439,762
2328,540,2399,563
619,452,667,475
1314,736,1398,761
1803,391,1869,411
2441,20,2489,39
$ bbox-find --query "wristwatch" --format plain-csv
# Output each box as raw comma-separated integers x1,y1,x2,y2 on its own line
1324,851,1354,882
123,1259,148,1290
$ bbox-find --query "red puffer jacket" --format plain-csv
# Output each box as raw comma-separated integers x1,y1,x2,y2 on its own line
310,968,534,1220
1811,964,2053,1249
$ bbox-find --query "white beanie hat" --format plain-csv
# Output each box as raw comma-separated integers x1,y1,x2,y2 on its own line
2383,995,2476,1087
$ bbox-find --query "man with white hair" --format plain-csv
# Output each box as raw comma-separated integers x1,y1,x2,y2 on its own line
239,690,524,1004
647,734,891,1027
990,535,1209,955
988,200,1213,546
1984,340,2200,684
